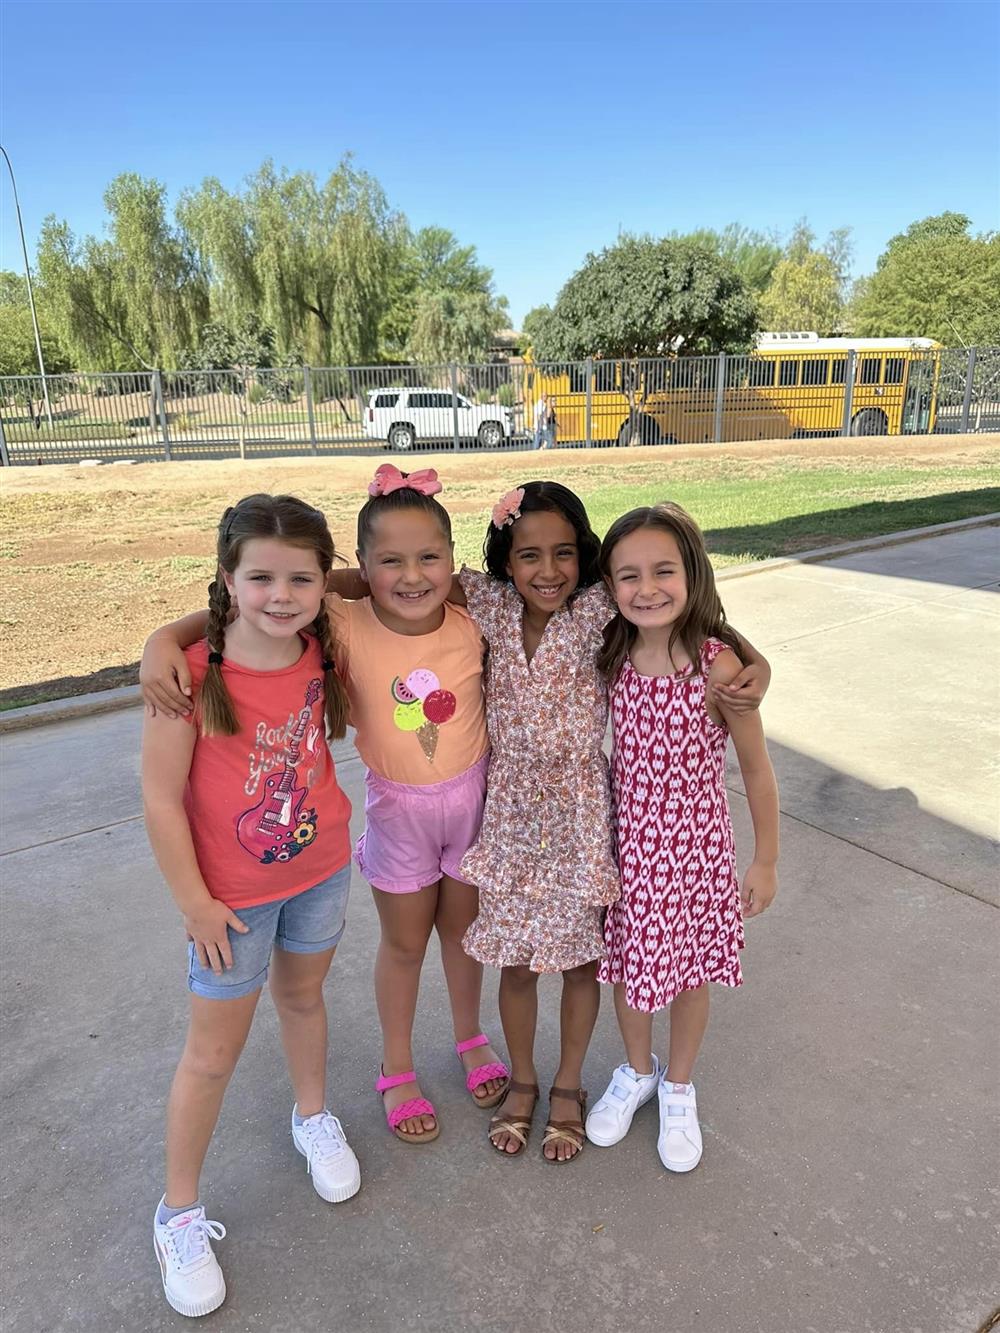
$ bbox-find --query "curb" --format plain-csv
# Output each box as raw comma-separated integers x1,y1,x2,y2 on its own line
2,512,997,736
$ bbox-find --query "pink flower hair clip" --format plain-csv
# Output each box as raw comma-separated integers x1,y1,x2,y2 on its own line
368,464,443,498
492,487,525,530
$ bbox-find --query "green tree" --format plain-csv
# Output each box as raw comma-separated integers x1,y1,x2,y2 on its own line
179,157,397,365
535,234,758,443
679,223,782,294
405,289,508,364
37,175,207,370
520,304,556,353
852,213,1000,344
759,221,847,335
381,224,508,362
0,304,71,377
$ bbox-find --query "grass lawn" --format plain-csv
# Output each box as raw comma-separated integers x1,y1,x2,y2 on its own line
1,434,997,701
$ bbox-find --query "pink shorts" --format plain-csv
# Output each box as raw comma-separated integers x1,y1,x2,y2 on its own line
355,752,489,895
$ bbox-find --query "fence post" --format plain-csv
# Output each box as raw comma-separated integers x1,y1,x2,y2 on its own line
713,352,726,443
303,365,318,455
840,350,857,436
0,408,9,467
959,347,977,433
584,357,593,448
153,370,171,461
450,363,460,451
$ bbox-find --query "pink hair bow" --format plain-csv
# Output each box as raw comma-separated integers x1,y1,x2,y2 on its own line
492,487,524,529
368,464,443,498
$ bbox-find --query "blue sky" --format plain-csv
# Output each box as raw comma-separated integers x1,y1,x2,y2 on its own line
1,0,998,326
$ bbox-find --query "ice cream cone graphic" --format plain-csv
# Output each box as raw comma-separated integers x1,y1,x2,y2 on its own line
417,721,439,762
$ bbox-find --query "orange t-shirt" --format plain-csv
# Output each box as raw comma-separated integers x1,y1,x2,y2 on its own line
182,637,352,909
327,595,488,786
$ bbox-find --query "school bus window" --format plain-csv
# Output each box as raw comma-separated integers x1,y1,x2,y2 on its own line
645,362,668,392
830,359,847,384
860,357,881,385
801,359,828,386
594,361,617,392
779,360,798,387
746,360,775,387
884,357,905,384
568,365,588,393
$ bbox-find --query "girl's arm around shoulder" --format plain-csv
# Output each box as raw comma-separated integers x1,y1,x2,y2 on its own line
141,710,250,972
707,649,779,919
140,611,212,718
709,630,771,715
325,568,368,600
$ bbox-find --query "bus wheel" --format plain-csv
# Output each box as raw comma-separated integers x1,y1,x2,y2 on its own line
851,408,888,436
638,415,664,445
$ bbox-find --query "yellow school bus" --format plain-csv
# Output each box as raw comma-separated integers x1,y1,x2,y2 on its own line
523,335,940,444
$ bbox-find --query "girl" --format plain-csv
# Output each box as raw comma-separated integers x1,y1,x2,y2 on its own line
143,495,358,1319
450,483,771,1163
585,502,779,1172
141,467,509,1147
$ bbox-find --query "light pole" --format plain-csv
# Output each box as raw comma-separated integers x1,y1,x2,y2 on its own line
1,143,53,427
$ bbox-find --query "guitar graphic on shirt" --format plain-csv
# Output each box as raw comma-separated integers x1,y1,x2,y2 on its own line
236,679,322,864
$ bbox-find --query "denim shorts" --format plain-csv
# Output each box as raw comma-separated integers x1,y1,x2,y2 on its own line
187,863,351,1001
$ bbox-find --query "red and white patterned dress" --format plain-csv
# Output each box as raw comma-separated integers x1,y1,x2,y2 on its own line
599,638,744,1012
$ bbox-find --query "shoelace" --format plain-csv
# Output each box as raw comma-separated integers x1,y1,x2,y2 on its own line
298,1112,348,1174
165,1214,226,1271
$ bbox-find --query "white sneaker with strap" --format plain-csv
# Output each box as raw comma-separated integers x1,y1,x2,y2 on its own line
585,1055,660,1147
291,1106,361,1203
152,1199,227,1318
657,1076,703,1172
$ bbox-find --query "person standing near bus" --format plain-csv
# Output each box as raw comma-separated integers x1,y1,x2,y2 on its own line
533,394,548,449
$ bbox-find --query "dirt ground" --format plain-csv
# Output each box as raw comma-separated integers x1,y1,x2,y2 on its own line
2,433,997,703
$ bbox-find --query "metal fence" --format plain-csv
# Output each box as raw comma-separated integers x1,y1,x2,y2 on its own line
1,348,997,466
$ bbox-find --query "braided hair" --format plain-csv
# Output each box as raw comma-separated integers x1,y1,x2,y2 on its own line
199,494,349,739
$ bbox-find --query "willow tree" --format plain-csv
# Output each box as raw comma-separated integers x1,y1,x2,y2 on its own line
36,174,207,370
179,157,398,366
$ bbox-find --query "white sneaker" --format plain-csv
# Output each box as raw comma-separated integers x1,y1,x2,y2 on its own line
291,1106,361,1203
657,1077,703,1172
152,1199,226,1318
585,1055,660,1146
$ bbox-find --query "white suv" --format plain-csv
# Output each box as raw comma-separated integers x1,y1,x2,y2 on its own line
365,387,514,451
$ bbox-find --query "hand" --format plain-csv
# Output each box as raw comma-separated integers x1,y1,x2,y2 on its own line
741,861,778,918
712,660,768,714
140,634,194,718
183,899,250,974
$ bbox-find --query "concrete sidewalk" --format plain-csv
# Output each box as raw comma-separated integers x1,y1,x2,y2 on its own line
1,525,997,1333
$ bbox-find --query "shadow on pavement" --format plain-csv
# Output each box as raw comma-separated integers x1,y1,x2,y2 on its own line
0,710,996,1332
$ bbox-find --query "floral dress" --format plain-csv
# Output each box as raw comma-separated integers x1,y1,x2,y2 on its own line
458,571,620,973
599,638,744,1012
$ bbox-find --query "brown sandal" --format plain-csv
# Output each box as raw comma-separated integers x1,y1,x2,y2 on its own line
542,1086,588,1164
488,1080,539,1157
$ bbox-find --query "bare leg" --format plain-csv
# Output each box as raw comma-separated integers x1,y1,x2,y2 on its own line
546,960,601,1162
613,983,656,1076
372,884,438,1135
434,875,505,1101
666,985,710,1084
269,946,336,1117
165,990,261,1206
491,965,539,1153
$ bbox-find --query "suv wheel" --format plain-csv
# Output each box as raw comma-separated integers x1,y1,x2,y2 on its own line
389,422,416,451
477,420,503,448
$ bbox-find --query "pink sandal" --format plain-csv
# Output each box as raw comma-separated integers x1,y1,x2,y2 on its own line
376,1069,440,1144
455,1035,511,1110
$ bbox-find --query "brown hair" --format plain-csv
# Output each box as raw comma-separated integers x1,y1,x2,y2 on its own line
199,493,349,740
356,476,452,554
597,502,744,682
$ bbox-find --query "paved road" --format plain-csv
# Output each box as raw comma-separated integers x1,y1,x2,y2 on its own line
1,524,997,1333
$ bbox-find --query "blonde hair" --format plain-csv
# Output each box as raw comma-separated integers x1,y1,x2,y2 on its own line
199,494,348,739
